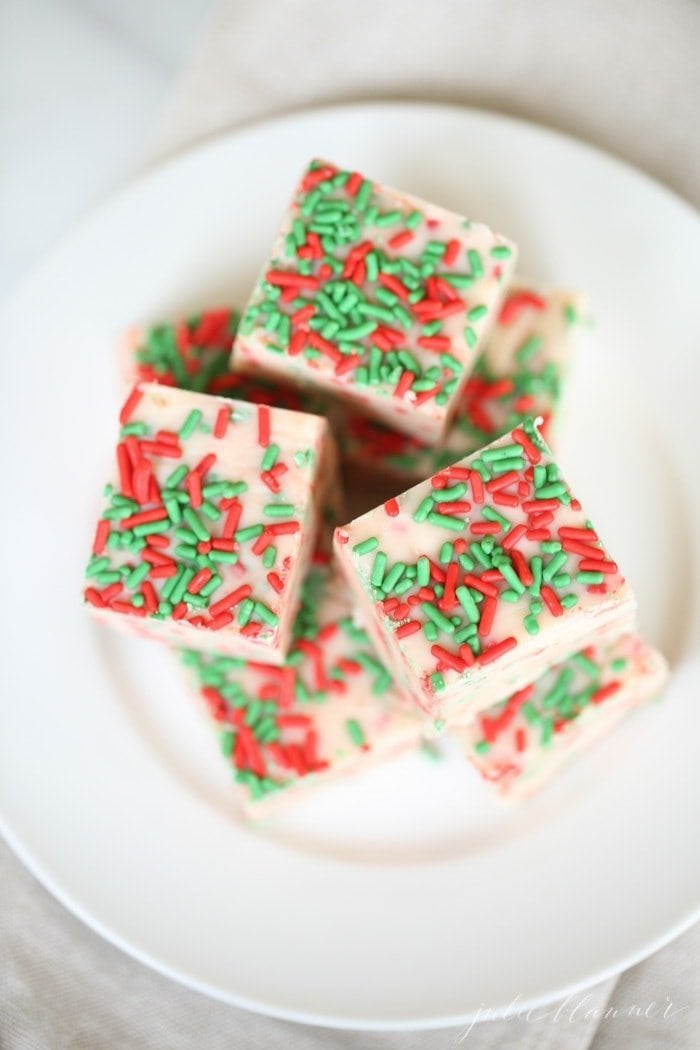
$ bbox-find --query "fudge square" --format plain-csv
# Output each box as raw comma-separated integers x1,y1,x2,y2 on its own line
234,158,517,445
335,282,584,483
121,305,323,414
334,420,636,724
121,307,241,394
452,634,667,798
181,563,423,817
83,382,338,664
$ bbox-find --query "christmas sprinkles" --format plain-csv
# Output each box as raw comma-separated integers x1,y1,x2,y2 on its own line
335,285,583,481
334,419,635,721
84,383,334,661
181,566,421,810
236,159,517,443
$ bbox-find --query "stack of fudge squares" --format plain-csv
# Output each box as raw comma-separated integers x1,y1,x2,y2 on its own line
84,159,668,816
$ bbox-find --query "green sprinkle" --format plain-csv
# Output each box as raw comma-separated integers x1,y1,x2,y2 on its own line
346,718,366,747
417,556,430,587
432,483,467,502
171,567,195,605
179,409,203,440
133,519,171,538
439,542,454,564
422,603,455,634
482,443,523,462
481,505,511,528
165,464,189,490
353,536,378,555
382,561,406,593
209,549,238,565
571,651,599,676
536,482,568,500
235,524,264,543
516,335,543,364
524,615,540,635
125,562,150,589
577,570,605,584
371,551,387,588
456,585,480,622
263,503,295,518
262,545,277,568
543,551,569,582
467,249,483,278
427,511,465,532
499,561,526,594
261,444,280,471
182,507,209,542
413,496,434,523
254,602,279,627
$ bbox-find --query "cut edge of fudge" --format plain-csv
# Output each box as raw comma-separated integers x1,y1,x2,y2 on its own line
451,634,668,798
333,281,587,486
333,419,637,725
84,382,340,665
179,561,424,818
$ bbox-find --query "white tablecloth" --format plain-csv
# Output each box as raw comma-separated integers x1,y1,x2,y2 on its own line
2,1,699,1045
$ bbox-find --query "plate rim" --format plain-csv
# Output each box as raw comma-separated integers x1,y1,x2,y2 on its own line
1,99,699,1031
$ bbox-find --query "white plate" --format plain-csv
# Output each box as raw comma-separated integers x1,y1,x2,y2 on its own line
1,103,699,1031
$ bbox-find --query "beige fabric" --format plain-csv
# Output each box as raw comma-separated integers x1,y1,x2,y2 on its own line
3,0,698,1045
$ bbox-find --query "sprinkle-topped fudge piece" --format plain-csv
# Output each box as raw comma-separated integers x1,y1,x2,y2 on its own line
84,383,338,663
235,159,517,444
121,305,322,412
181,564,423,816
334,420,636,724
336,283,584,482
452,635,667,797
121,307,241,394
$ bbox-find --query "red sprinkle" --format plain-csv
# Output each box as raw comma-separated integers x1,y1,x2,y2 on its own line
393,370,415,399
396,620,421,639
580,559,618,574
92,519,110,555
257,404,271,447
502,523,527,551
431,644,467,672
499,291,546,324
477,636,517,665
267,572,285,593
541,585,564,617
512,427,543,464
266,270,319,291
121,506,168,529
213,407,230,438
469,471,484,503
469,521,501,536
209,584,253,619
387,229,414,250
186,470,202,508
377,272,410,300
591,681,621,704
119,385,143,425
